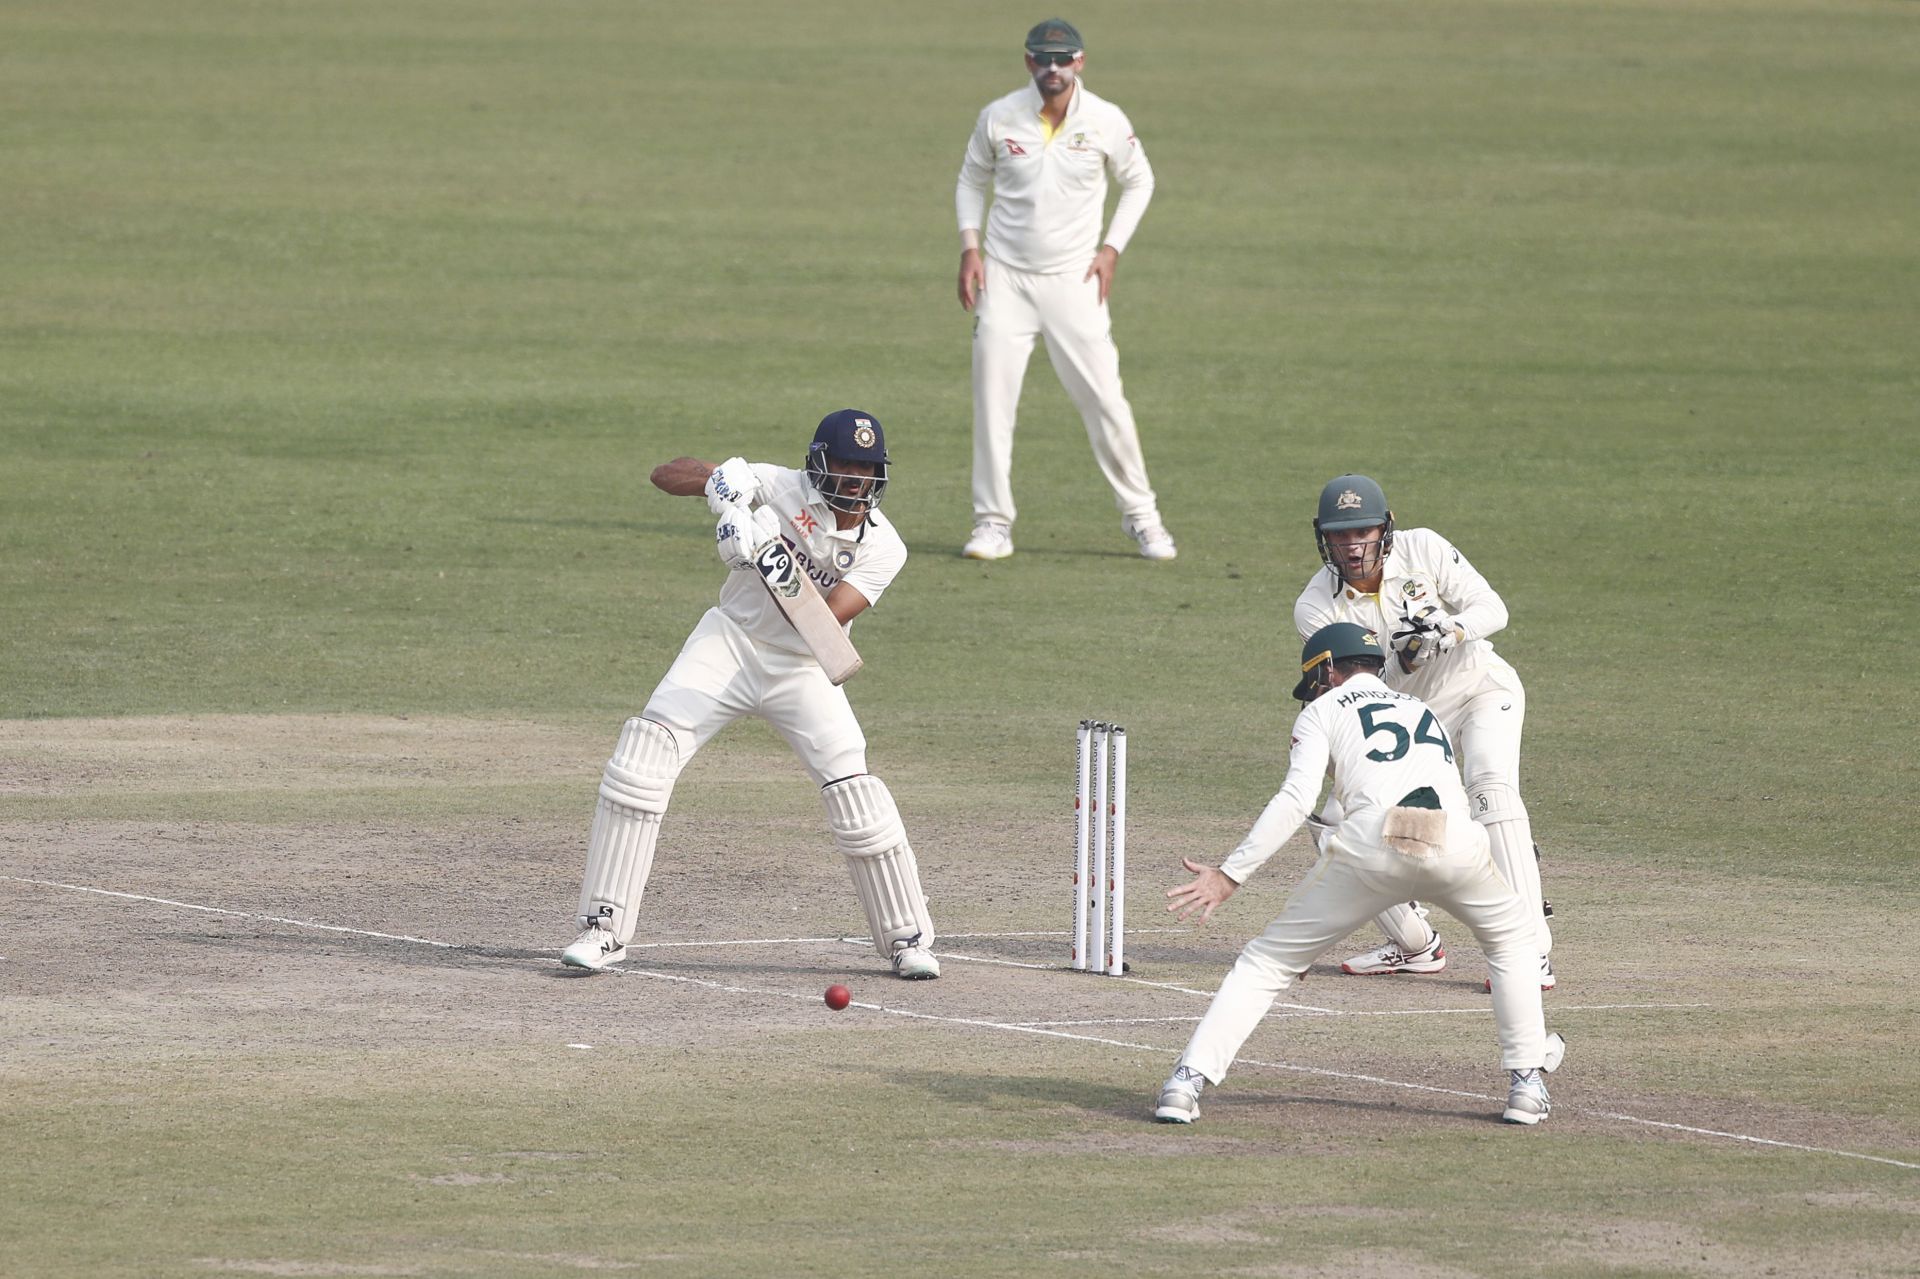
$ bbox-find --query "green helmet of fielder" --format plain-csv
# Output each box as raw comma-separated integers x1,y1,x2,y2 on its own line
1313,474,1395,583
1293,621,1388,701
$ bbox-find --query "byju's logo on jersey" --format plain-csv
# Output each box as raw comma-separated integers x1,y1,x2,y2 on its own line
1335,488,1365,512
852,421,877,449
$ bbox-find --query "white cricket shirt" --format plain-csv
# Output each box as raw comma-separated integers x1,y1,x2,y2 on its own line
955,80,1154,274
714,464,907,658
1293,527,1519,725
1220,673,1472,884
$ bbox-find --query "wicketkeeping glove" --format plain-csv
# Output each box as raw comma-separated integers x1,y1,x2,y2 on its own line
1392,605,1461,673
703,457,761,516
716,503,782,572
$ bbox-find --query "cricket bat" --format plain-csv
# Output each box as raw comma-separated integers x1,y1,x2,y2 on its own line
750,538,863,685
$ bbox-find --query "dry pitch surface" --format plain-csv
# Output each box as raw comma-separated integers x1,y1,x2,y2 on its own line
4,716,1916,1277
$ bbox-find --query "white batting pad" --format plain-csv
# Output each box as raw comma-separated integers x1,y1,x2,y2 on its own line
1370,900,1437,953
1467,779,1527,826
823,774,935,956
1478,784,1551,956
577,718,682,945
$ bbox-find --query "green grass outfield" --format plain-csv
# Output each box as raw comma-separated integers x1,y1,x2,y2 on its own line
3,0,1918,1275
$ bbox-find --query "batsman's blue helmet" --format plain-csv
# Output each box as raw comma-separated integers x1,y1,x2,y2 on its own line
806,409,890,514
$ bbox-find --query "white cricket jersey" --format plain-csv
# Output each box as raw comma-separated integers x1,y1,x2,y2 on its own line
1293,527,1518,725
955,80,1154,274
715,464,907,658
1220,674,1470,884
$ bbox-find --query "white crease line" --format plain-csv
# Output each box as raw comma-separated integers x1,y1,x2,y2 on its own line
607,964,1920,1172
621,936,851,950
1264,1002,1716,1021
1010,1016,1204,1027
2,876,456,948
12,875,1915,1172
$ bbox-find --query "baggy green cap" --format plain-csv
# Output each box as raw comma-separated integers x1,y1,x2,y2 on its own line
1316,474,1390,531
1293,622,1387,700
1025,18,1084,54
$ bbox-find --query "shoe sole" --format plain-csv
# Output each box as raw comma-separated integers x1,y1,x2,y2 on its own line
1542,1032,1567,1074
1501,1106,1548,1126
1341,960,1447,975
961,545,1013,561
1153,1110,1196,1124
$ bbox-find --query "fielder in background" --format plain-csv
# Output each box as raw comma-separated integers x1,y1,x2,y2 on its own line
1155,624,1565,1127
1295,475,1554,988
954,17,1175,563
560,410,941,981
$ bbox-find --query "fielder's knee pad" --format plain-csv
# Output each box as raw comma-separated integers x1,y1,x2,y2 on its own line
577,718,683,944
823,774,935,957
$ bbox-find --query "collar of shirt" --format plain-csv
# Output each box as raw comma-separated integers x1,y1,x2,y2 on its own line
1022,79,1080,142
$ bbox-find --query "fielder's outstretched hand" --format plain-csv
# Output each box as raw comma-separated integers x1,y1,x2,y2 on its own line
1166,857,1239,924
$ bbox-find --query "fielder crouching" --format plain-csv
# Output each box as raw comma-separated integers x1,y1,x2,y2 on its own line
561,410,940,980
1155,624,1564,1127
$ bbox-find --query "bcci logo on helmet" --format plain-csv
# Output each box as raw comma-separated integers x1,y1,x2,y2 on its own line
852,421,876,449
1335,488,1364,512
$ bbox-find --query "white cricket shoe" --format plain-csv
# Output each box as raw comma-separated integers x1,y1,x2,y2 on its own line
1124,516,1177,561
891,939,941,980
1502,1068,1552,1125
1340,933,1446,976
1154,1065,1205,1124
1485,955,1556,993
961,521,1014,560
561,921,625,971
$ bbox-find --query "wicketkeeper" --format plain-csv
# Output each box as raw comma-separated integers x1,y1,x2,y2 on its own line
1295,475,1555,989
1155,624,1565,1127
560,410,940,980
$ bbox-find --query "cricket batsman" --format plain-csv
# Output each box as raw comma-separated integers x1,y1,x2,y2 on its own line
1296,475,1554,988
560,410,940,981
954,18,1176,563
1155,624,1565,1127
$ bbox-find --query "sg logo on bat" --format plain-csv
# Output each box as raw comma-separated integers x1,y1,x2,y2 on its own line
754,541,802,599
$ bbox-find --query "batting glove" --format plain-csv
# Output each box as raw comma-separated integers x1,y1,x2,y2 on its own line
703,457,760,516
716,503,781,572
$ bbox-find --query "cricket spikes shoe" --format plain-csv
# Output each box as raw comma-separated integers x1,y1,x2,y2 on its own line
1124,516,1178,561
1340,933,1446,976
561,920,626,971
961,521,1014,561
890,938,941,980
1485,955,1556,993
1154,1065,1206,1124
1503,1068,1552,1125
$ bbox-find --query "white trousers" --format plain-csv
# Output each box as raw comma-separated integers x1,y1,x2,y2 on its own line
971,256,1158,527
1374,673,1552,956
1179,824,1548,1083
642,608,868,785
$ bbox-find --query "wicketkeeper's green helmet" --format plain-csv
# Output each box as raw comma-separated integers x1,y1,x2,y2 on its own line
1293,621,1388,701
1313,474,1395,582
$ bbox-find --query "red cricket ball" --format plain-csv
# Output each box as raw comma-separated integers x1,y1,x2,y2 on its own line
824,984,852,1011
